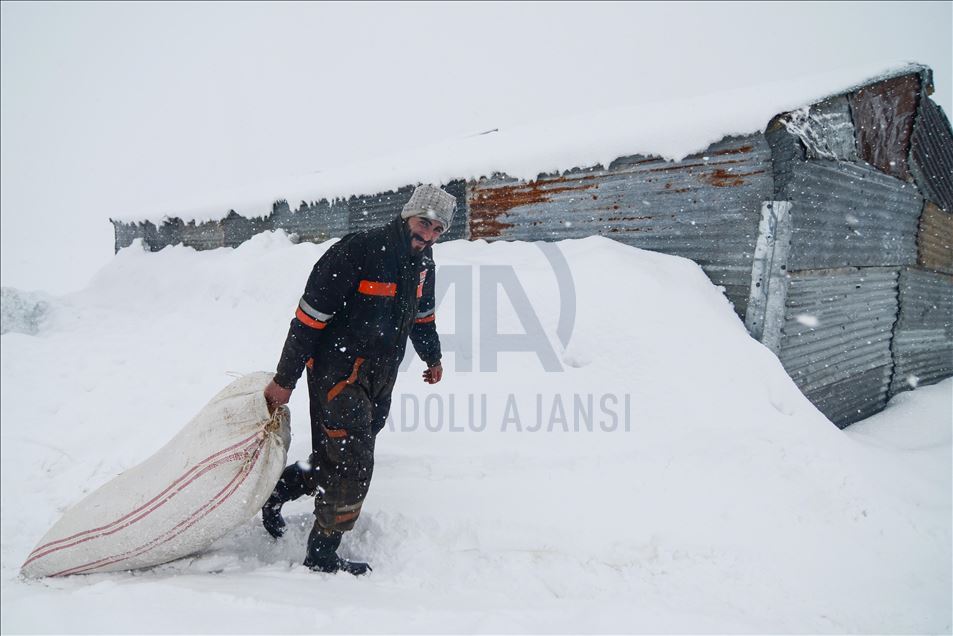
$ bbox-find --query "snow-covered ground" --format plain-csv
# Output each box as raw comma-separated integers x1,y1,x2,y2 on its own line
1,233,950,633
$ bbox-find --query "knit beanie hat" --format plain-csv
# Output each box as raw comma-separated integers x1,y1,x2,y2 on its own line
400,184,456,229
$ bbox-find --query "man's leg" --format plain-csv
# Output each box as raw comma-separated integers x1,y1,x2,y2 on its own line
259,365,328,539
261,461,320,539
304,355,376,575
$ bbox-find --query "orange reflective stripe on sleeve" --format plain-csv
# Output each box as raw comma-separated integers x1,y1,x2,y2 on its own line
416,283,424,299
295,307,327,330
415,314,436,324
358,280,397,297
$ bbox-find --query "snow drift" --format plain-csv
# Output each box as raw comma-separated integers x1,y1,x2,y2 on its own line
1,232,949,633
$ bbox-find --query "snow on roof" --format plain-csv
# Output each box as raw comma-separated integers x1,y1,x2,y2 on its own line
118,62,930,226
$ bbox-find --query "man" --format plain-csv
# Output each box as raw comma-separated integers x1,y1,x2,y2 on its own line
260,184,454,576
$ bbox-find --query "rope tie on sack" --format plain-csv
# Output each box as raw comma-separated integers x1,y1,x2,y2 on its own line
264,404,288,434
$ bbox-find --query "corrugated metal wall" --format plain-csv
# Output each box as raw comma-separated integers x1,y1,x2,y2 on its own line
778,268,899,427
758,67,951,426
889,268,953,397
468,135,773,316
779,268,898,427
781,160,922,270
849,73,920,181
110,65,952,428
918,202,953,273
910,96,953,213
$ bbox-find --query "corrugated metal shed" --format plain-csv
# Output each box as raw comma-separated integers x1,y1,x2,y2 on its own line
778,268,899,428
889,267,953,396
909,96,953,213
468,134,773,316
917,201,953,273
849,73,921,181
107,64,950,430
781,160,922,270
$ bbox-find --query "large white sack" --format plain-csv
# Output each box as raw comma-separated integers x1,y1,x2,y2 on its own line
21,371,290,578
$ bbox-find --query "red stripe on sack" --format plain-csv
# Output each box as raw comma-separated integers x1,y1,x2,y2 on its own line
415,314,436,324
357,280,396,297
295,308,327,330
25,431,262,563
52,440,264,577
27,442,256,568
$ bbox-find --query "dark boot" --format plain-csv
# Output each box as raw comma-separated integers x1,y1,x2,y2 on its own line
303,526,371,576
261,463,312,539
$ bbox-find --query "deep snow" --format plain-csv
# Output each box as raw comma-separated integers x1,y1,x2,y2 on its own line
1,232,950,633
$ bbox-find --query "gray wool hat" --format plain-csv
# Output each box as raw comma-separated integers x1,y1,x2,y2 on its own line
400,184,456,229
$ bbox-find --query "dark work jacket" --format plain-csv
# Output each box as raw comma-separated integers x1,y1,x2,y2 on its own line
273,215,441,389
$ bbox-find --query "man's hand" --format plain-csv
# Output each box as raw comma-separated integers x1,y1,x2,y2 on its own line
422,363,443,384
264,379,293,414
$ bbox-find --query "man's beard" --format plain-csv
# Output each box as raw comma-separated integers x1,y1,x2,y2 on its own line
410,233,432,252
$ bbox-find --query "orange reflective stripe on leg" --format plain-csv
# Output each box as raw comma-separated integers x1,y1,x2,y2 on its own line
321,424,348,439
326,357,365,402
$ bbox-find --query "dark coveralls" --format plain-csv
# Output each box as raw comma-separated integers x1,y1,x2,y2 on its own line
268,215,441,545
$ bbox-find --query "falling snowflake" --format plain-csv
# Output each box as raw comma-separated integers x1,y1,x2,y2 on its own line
795,314,819,327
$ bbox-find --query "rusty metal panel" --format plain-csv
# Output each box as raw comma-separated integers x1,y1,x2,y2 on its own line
778,267,899,428
180,219,224,250
468,134,773,316
889,267,953,396
272,199,348,244
910,96,953,213
777,96,858,162
918,201,953,273
782,160,922,270
849,73,920,180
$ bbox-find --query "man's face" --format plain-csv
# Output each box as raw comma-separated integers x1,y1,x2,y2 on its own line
406,215,445,252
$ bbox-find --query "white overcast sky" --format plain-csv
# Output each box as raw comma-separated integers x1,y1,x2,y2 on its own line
2,1,951,293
